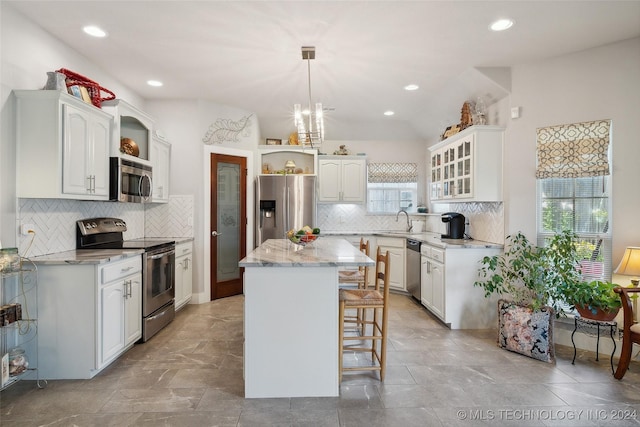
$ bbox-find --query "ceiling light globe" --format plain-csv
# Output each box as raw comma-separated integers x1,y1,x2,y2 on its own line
83,25,107,38
404,84,419,91
147,80,163,87
490,18,514,31
384,111,395,116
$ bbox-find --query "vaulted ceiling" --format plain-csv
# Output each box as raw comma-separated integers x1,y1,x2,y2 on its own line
7,1,640,142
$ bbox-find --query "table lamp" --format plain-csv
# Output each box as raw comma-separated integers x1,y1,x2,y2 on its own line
614,246,640,322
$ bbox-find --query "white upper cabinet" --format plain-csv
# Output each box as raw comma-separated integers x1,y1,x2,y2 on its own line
102,99,154,165
151,133,171,203
14,90,112,200
429,126,504,203
318,156,366,203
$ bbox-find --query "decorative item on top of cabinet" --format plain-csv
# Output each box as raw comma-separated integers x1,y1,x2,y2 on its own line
151,132,171,203
1,260,45,390
429,125,504,202
259,147,317,175
101,99,154,165
14,90,111,201
318,155,366,203
175,241,193,310
460,101,473,130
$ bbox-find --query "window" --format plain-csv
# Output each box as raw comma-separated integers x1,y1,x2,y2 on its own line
536,120,612,282
538,176,611,280
367,163,418,213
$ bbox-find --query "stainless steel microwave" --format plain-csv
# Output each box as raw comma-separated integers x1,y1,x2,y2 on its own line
110,157,152,203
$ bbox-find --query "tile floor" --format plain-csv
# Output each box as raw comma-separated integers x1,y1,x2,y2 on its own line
1,293,639,426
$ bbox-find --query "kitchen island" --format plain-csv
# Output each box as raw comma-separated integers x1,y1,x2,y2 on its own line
239,238,374,398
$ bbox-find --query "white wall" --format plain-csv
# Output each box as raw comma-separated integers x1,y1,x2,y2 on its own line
145,99,259,300
0,5,143,246
493,37,640,265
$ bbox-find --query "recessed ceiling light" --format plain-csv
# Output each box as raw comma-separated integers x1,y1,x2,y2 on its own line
83,25,107,38
384,111,395,116
490,18,514,32
147,80,163,87
404,84,419,91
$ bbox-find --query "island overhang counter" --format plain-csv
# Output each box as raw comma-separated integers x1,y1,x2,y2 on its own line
239,238,374,398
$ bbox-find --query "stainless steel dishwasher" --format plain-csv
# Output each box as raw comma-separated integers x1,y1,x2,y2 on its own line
406,238,422,300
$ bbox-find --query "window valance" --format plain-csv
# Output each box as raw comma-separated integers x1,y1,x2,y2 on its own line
367,163,418,183
536,120,611,179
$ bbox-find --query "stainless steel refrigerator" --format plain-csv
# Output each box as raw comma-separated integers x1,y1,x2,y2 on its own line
256,175,316,246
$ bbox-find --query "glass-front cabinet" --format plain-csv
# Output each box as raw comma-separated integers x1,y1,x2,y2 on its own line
428,126,504,203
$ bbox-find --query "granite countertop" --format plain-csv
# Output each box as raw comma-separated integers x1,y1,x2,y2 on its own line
239,237,375,268
28,249,144,265
323,231,503,249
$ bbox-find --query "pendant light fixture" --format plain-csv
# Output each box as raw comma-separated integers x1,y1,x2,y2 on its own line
294,46,324,147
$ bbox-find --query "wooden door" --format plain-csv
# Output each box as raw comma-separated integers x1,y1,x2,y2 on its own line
210,154,247,299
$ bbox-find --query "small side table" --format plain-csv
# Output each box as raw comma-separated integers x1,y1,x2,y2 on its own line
571,316,617,374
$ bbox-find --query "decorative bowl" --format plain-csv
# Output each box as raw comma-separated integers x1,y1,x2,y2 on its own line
287,233,319,246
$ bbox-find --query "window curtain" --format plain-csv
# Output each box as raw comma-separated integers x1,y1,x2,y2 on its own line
367,163,417,183
536,120,611,179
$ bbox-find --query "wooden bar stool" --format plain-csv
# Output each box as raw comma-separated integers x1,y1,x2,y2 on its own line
338,238,370,289
338,247,390,382
338,238,370,334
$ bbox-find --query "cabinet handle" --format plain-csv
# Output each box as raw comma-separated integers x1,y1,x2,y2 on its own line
121,266,134,272
86,176,92,192
185,258,189,270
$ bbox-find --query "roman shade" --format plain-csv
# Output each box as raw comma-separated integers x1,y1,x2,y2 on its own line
367,163,418,183
536,120,611,179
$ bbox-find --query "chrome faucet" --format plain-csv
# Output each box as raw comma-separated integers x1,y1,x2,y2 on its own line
396,210,413,232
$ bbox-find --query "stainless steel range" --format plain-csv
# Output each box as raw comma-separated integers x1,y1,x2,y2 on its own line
76,217,176,342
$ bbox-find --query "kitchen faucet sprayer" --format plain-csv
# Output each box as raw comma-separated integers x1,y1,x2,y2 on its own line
396,210,413,232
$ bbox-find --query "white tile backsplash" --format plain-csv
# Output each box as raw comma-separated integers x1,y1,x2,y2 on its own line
317,202,504,244
17,195,194,258
145,195,194,238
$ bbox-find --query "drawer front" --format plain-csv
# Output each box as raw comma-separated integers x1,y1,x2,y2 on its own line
430,247,445,263
176,242,193,256
376,237,405,248
420,245,431,258
101,256,142,284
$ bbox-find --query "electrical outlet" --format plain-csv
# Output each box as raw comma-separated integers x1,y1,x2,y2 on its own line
21,224,34,235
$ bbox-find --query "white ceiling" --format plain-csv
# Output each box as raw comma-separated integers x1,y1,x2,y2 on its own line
7,1,640,142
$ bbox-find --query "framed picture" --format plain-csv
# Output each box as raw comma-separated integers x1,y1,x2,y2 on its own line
266,138,282,145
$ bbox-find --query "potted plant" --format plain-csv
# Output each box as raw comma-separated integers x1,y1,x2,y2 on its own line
560,279,621,321
474,230,582,362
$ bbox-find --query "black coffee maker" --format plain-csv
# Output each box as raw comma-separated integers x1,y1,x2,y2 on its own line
441,212,466,239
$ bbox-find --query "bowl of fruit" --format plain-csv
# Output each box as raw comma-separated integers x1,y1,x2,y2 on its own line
286,226,321,246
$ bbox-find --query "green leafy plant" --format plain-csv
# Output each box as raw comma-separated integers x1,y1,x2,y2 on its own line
560,279,621,316
474,230,582,314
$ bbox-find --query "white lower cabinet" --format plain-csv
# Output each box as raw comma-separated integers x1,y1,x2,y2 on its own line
175,241,193,310
421,246,445,320
37,255,142,379
376,237,405,291
420,244,500,329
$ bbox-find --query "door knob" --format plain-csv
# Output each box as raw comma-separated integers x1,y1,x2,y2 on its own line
211,231,222,237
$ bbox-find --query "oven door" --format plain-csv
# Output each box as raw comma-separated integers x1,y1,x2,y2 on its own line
142,246,175,317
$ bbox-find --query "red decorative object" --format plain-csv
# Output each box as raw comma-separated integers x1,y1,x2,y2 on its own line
56,68,115,108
